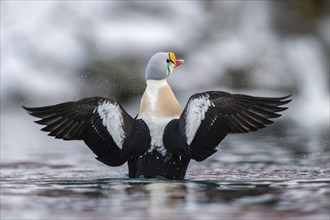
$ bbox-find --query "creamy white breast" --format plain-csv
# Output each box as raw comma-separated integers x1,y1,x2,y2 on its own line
138,79,183,155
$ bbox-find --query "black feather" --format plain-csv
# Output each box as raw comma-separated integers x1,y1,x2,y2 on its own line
164,91,292,162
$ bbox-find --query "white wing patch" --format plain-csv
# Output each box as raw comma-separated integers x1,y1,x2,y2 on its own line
97,101,125,149
185,94,212,145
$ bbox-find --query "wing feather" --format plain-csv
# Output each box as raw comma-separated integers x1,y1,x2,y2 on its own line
23,97,150,166
164,91,291,161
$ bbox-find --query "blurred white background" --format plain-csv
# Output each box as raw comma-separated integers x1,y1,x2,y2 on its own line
1,1,329,135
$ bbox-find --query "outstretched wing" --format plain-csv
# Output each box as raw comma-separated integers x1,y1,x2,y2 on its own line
23,97,150,166
163,91,292,161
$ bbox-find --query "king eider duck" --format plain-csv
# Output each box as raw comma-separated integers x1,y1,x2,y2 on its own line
23,52,291,179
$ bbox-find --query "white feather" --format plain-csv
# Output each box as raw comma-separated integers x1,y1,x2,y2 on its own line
185,94,211,145
140,115,173,155
97,101,125,149
145,79,168,112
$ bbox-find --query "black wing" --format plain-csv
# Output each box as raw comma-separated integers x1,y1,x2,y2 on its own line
23,97,150,166
163,91,292,161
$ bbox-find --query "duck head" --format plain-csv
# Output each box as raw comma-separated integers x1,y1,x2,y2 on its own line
145,52,184,80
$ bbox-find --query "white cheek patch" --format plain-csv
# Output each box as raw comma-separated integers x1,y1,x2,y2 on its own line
97,101,125,149
184,94,212,145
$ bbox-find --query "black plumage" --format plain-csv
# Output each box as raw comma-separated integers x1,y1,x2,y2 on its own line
163,92,292,162
23,97,151,167
23,92,291,179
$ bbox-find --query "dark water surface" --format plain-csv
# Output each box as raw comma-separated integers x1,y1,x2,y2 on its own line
1,111,329,220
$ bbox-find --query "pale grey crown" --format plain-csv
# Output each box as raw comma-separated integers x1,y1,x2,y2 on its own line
145,52,169,80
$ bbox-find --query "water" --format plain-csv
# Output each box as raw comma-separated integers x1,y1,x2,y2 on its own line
2,177,329,220
1,110,329,220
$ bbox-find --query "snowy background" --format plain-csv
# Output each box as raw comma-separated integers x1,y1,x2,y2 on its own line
2,1,329,126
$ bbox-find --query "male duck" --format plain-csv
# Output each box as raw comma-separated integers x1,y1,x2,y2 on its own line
23,52,291,179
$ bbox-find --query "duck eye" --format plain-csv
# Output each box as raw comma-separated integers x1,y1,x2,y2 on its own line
166,58,170,63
